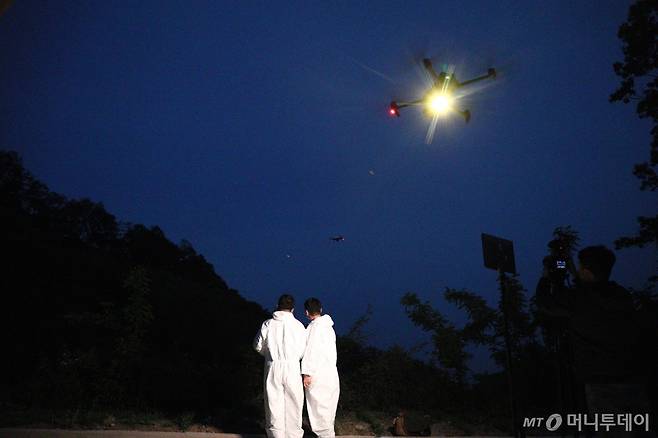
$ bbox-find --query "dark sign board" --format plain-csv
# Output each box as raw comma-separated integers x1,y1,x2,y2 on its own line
481,233,516,274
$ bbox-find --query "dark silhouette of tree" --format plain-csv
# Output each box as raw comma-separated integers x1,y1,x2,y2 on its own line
551,226,580,254
0,150,268,429
400,276,557,425
336,307,458,417
401,291,473,384
401,279,535,384
121,266,154,356
611,0,658,263
59,198,119,247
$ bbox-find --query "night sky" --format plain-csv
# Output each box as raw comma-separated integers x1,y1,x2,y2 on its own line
2,1,654,372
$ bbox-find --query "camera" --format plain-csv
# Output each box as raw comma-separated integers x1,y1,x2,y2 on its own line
548,238,569,266
543,238,571,282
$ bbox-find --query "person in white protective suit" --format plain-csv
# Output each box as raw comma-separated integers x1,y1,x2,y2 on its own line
253,294,307,438
302,297,340,438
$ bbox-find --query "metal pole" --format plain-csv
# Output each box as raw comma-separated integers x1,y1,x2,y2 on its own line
498,270,523,438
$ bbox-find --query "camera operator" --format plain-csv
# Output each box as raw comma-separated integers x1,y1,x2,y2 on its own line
536,245,650,424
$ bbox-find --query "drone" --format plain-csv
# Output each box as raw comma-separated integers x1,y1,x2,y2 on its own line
389,58,496,123
330,236,345,242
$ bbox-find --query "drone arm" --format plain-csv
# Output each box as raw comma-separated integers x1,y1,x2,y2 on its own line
422,58,442,83
458,68,496,87
395,99,424,108
389,98,423,117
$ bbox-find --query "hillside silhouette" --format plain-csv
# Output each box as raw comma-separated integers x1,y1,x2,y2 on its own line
0,150,270,430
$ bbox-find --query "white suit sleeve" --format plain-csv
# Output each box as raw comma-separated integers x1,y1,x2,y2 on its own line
253,323,266,355
301,325,319,375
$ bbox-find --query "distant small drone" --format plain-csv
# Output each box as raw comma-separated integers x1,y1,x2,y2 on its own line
389,58,496,123
330,236,345,242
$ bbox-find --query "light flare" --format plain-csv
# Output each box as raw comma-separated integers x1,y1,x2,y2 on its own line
426,113,440,144
426,92,454,115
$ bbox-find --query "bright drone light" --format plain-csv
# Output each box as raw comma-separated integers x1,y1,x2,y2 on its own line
426,92,453,115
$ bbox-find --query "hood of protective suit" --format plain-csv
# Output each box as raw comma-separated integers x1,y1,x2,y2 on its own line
272,310,295,321
310,314,334,327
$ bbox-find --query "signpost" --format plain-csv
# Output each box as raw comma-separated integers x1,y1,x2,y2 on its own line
481,233,524,438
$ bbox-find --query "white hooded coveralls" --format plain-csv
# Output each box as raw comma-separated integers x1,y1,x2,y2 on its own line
302,314,340,438
253,310,307,438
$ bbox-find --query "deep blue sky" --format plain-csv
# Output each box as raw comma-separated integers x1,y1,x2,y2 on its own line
2,1,654,372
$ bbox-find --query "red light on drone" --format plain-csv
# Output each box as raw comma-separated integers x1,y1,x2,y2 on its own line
389,102,400,117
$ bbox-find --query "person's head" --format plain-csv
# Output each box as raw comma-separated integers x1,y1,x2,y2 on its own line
277,294,295,312
304,297,322,320
577,245,616,282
